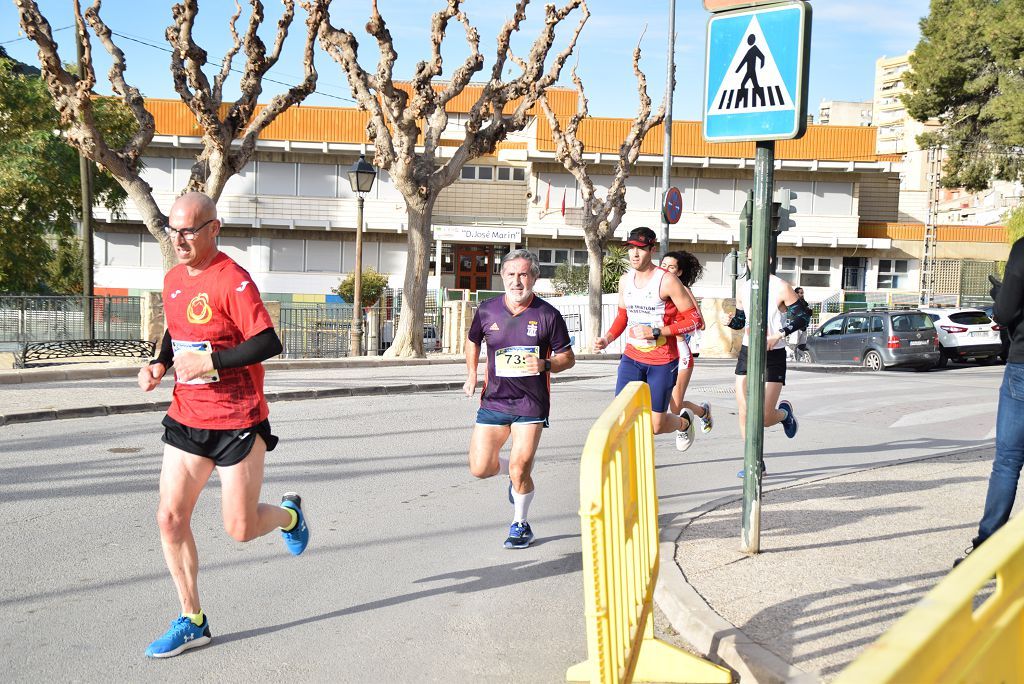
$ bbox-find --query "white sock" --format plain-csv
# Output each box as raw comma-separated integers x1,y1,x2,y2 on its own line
511,487,534,523
498,456,510,475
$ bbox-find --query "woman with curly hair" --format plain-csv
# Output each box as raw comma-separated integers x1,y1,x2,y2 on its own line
660,251,713,446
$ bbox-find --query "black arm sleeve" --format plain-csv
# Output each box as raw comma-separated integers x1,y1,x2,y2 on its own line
727,309,747,330
780,298,813,336
994,239,1024,331
151,329,173,368
211,327,283,370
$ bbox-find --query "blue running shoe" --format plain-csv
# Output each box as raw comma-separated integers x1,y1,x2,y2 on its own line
779,400,798,439
504,521,534,549
737,461,767,479
280,493,309,556
145,615,212,658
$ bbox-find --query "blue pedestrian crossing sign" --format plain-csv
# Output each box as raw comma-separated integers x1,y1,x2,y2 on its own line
703,2,811,142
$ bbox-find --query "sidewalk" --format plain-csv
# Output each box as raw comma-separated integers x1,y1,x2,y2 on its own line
658,446,996,683
0,355,619,426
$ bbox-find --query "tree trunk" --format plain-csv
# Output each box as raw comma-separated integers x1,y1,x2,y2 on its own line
584,231,606,353
121,177,175,271
383,196,436,358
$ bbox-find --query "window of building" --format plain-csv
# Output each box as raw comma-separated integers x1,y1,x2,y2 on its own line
777,257,797,285
460,165,495,181
140,157,174,193
877,259,909,289
496,167,526,182
141,232,163,267
270,238,305,271
223,163,255,195
812,182,854,216
218,236,250,268
298,163,338,198
492,245,512,274
430,243,455,274
537,248,569,278
800,257,831,287
305,240,342,272
257,161,297,196
694,177,736,213
535,248,587,278
105,232,141,266
379,242,405,274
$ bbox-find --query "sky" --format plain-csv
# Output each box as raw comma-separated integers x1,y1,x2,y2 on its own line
0,0,932,122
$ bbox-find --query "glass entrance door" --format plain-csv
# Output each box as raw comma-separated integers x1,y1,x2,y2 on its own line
455,245,491,291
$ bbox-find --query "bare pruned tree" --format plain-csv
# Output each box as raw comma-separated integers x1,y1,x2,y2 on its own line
14,0,324,270
537,41,670,351
318,0,589,358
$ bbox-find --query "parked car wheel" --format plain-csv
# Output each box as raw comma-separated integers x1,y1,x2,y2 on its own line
936,348,949,368
863,349,884,371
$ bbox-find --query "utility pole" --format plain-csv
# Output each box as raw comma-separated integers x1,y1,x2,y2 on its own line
76,26,94,340
920,146,941,306
741,141,774,555
657,0,676,262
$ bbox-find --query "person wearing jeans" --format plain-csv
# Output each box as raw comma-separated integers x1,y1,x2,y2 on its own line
961,236,1024,564
975,364,1024,544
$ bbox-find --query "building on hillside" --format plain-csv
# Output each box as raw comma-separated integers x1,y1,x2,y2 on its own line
873,52,1022,232
88,86,1010,309
818,100,872,127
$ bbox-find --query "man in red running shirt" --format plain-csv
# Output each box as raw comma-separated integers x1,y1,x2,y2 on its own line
137,192,308,659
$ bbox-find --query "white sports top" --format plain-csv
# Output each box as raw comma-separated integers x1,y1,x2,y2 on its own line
623,267,667,352
738,274,788,351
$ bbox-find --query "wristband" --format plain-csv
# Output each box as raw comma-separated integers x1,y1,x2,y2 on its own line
543,358,552,373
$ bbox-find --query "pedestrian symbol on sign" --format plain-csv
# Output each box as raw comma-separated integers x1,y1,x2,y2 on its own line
708,16,793,115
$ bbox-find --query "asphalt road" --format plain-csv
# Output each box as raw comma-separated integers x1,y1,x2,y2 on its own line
0,359,1004,681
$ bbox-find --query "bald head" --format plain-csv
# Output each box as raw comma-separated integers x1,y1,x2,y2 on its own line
167,192,221,271
171,192,218,223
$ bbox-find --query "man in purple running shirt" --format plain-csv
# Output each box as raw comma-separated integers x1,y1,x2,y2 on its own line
464,249,575,549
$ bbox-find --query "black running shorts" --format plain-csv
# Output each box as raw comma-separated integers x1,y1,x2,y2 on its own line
161,415,278,467
735,346,787,385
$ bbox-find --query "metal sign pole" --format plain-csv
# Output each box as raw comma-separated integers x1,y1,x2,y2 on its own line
657,0,676,262
741,140,774,554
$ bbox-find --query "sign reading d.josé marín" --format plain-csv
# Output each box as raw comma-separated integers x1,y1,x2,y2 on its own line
703,2,811,142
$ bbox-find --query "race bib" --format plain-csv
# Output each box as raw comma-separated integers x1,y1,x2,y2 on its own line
495,345,540,377
171,339,220,384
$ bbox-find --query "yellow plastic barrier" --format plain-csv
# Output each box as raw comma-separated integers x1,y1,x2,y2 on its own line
566,381,732,684
836,511,1024,683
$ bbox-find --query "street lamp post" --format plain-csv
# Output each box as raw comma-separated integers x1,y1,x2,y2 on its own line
347,154,377,356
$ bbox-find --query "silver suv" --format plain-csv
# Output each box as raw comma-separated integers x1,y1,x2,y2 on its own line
806,310,939,371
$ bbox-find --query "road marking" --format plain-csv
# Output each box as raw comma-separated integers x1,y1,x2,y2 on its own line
891,402,998,429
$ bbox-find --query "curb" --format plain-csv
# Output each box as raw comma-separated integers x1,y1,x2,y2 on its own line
0,373,603,428
0,353,621,385
654,444,995,683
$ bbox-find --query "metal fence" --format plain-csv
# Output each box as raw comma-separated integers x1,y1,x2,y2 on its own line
278,288,444,359
0,296,143,348
278,302,356,359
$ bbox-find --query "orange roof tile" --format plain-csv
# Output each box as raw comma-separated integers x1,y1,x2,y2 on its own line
860,222,1009,243
146,85,578,144
535,117,884,161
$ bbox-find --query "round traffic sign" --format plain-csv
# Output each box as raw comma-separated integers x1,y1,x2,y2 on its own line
663,186,683,225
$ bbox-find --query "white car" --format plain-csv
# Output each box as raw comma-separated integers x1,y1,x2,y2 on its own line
921,308,1003,367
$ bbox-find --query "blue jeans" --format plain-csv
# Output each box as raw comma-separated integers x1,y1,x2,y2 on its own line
975,363,1024,546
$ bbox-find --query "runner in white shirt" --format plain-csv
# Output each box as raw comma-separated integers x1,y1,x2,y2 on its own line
721,248,812,477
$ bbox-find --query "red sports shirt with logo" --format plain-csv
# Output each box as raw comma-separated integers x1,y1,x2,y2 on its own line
163,252,274,429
